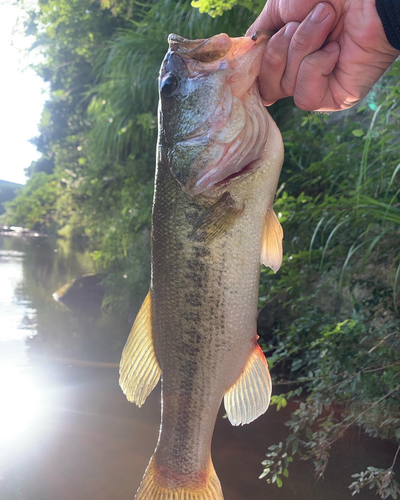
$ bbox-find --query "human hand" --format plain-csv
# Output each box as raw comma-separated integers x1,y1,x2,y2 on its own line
248,0,400,111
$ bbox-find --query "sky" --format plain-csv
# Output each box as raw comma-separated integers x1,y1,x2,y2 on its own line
0,1,48,185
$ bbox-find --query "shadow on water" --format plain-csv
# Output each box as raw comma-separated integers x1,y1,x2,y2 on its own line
0,235,398,500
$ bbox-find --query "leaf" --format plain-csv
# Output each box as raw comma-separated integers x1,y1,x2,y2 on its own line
276,477,283,488
352,129,364,137
394,261,400,314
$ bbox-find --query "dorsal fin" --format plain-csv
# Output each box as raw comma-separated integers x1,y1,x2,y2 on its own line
260,207,283,273
119,291,161,407
224,343,272,426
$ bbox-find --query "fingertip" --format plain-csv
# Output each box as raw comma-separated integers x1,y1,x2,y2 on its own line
261,97,277,107
309,2,335,23
283,21,300,39
322,40,340,55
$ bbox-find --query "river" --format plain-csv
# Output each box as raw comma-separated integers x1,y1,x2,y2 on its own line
0,234,397,500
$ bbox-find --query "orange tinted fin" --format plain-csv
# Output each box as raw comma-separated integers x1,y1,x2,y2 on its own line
224,343,272,426
260,207,283,273
119,291,161,407
135,455,223,500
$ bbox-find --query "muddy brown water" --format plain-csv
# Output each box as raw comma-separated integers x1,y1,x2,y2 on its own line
0,235,398,500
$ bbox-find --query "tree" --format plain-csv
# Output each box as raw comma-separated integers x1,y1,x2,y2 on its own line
0,181,22,215
2,172,57,231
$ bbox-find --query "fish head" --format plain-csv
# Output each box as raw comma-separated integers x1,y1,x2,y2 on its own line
158,31,273,197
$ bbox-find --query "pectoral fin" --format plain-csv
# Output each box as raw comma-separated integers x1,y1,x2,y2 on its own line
119,291,161,407
224,343,272,426
260,207,283,273
189,192,244,242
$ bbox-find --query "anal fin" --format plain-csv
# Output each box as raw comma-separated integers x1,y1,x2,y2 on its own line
119,290,161,407
224,343,272,426
260,207,283,273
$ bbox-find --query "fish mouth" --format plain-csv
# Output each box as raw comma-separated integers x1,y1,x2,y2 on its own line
168,31,274,68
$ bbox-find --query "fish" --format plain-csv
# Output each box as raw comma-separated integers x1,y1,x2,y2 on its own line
119,30,284,500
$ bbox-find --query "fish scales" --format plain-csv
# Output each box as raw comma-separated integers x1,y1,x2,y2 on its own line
119,31,284,500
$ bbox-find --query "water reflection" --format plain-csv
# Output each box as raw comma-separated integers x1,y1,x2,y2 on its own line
0,235,127,452
0,246,36,367
0,235,128,366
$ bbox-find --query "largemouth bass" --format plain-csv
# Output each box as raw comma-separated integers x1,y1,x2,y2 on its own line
120,31,284,500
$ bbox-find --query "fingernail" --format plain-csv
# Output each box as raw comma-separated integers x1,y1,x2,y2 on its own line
283,22,298,38
310,3,330,22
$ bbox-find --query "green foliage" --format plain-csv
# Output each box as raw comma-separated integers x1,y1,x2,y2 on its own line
349,458,400,499
1,173,58,231
0,181,22,215
23,0,127,176
258,61,400,497
191,0,264,17
259,441,293,487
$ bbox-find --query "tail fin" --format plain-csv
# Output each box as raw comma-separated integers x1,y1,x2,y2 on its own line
135,455,223,500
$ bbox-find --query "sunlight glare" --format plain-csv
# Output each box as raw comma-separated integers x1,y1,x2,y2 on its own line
0,367,43,442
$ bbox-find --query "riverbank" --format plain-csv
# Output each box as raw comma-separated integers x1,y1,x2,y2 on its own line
1,225,50,237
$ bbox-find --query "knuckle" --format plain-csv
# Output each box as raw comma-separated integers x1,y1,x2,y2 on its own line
301,55,321,72
290,31,311,54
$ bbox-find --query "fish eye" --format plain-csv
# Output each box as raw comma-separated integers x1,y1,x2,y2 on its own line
160,74,180,98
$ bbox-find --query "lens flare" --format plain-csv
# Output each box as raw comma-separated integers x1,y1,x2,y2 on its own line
0,367,42,442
